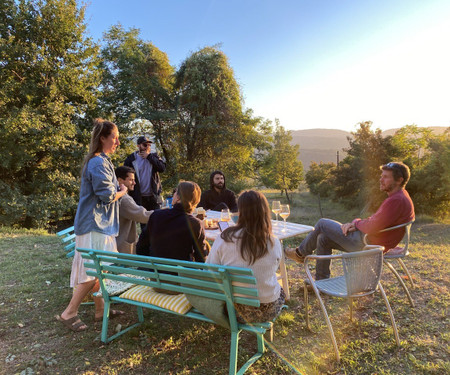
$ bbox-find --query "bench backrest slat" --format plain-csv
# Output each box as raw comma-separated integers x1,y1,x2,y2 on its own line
79,248,260,306
56,226,75,237
56,226,76,257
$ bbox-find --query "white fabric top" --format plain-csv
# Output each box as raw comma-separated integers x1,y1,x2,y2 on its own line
206,230,282,303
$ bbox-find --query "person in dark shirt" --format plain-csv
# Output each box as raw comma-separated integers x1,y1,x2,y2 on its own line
198,171,238,212
136,181,209,263
123,136,166,212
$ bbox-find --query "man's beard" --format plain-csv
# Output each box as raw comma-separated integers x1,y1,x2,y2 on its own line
214,183,224,190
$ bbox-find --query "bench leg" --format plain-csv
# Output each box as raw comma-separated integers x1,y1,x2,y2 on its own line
137,306,144,323
101,300,111,343
229,331,239,375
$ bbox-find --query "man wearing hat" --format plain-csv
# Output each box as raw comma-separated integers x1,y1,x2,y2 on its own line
124,136,166,213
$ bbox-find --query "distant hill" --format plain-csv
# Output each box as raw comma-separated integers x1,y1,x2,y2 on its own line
292,126,448,170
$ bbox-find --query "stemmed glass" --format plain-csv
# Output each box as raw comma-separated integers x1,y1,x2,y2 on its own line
272,201,281,226
280,204,290,232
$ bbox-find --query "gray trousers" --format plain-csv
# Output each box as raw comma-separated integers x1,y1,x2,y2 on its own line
298,218,365,280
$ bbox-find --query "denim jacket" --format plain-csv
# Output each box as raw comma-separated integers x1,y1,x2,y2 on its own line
74,153,119,236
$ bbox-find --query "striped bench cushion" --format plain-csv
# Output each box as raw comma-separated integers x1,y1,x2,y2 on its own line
119,285,192,314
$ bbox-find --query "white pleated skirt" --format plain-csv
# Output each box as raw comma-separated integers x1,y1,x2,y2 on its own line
70,231,117,287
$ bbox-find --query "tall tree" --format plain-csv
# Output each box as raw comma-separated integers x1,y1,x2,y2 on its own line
391,125,433,165
0,0,101,227
333,121,401,211
305,162,336,197
259,121,304,202
173,46,261,188
99,25,175,166
397,129,450,218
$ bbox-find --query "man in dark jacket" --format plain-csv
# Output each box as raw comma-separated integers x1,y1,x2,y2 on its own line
198,170,238,212
124,136,166,211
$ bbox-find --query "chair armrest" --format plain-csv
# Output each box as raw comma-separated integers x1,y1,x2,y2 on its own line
304,254,344,261
379,221,414,233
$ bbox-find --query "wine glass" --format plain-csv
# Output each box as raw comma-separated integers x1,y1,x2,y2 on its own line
280,204,290,232
272,201,281,225
221,208,231,222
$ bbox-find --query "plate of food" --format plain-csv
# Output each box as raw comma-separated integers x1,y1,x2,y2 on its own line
204,219,219,230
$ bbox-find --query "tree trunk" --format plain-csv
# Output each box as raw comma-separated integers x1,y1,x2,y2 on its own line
284,188,291,203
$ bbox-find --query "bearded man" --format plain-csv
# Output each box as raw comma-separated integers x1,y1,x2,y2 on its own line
285,162,415,280
198,170,238,212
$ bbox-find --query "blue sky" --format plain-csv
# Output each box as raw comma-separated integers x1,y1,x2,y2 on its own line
84,0,450,131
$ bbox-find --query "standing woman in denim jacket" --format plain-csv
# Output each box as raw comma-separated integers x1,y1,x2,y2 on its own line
57,119,128,332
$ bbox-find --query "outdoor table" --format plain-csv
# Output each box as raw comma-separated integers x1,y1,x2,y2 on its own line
203,210,314,300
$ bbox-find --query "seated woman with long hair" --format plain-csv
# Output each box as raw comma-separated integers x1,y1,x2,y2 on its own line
206,190,285,323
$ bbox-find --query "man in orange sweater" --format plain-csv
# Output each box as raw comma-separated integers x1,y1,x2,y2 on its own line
285,162,415,280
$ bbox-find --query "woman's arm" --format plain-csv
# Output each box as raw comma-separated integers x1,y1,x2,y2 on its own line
205,237,223,265
90,161,127,203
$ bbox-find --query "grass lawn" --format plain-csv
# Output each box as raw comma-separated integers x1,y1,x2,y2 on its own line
0,191,449,375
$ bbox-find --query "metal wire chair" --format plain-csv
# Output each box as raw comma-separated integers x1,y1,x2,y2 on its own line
304,246,400,362
364,221,415,307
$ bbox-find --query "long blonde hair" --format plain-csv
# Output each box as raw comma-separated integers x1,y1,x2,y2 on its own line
221,190,274,265
81,118,117,175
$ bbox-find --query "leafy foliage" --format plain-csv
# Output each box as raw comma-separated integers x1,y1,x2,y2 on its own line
305,162,336,197
332,121,401,211
172,46,264,190
260,121,304,202
99,24,175,167
305,122,449,219
400,130,450,218
0,0,101,227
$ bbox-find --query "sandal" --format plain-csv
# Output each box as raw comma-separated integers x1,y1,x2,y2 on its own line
95,309,125,322
56,315,87,332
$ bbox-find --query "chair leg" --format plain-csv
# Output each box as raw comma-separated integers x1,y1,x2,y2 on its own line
378,283,400,347
384,260,415,307
397,258,415,288
304,282,310,330
312,286,340,362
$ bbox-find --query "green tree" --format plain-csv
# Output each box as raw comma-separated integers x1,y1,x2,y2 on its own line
305,162,336,197
333,121,401,211
403,130,450,218
260,121,304,202
172,46,261,189
99,25,175,167
0,0,101,227
391,124,433,165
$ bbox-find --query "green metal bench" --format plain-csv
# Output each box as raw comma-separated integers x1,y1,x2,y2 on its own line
78,248,288,375
56,226,75,258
